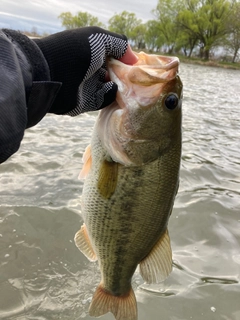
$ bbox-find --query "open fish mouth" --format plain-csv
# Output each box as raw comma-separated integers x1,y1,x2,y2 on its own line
108,51,179,89
106,51,180,114
131,53,179,81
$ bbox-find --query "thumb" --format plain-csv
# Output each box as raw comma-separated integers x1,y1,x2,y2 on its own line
119,44,138,65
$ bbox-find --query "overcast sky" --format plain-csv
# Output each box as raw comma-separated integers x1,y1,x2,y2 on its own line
0,0,158,34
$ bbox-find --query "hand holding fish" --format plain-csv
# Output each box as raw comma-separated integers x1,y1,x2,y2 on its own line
0,27,136,164
34,27,138,115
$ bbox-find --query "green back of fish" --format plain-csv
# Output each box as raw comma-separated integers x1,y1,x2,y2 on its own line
82,132,181,295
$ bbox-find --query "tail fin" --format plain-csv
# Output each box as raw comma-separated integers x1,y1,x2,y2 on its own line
89,283,137,320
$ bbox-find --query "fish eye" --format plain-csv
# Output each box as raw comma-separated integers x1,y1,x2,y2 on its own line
164,93,179,110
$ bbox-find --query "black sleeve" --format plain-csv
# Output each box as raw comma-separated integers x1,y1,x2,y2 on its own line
0,30,61,164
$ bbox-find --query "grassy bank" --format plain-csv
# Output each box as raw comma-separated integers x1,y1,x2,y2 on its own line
137,49,240,70
178,55,240,70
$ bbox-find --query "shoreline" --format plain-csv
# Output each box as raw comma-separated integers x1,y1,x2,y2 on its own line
138,49,240,70
178,56,240,70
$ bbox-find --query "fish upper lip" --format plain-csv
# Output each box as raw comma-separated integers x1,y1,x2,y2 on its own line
108,55,179,87
137,56,179,71
136,56,179,82
109,55,179,71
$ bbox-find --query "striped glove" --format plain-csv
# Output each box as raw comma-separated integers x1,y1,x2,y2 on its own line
34,27,128,115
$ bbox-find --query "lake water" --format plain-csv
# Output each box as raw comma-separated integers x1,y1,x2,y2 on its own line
0,63,240,320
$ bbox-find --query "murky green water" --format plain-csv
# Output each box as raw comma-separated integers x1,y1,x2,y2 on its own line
0,63,240,320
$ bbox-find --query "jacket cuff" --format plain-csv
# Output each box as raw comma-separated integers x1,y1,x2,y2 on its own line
2,29,51,82
2,29,62,127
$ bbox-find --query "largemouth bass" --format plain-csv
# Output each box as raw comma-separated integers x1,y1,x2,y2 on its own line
75,52,183,320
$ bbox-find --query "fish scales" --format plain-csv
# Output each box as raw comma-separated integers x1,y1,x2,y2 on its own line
75,52,183,320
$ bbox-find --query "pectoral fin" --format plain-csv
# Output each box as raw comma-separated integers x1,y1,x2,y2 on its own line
139,229,172,283
74,224,97,262
97,159,118,199
79,145,92,179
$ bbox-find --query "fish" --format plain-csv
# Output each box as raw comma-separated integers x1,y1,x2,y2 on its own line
74,51,183,320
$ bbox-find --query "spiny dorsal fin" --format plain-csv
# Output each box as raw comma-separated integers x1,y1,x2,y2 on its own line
79,144,92,179
89,283,137,320
139,229,172,283
74,224,97,262
97,159,118,199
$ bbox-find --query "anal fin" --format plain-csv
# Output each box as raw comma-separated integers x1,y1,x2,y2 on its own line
139,229,172,283
74,224,97,262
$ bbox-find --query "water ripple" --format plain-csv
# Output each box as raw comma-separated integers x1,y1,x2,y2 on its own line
0,65,240,319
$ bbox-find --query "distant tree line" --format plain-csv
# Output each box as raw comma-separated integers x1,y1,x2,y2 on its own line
22,27,49,38
58,0,240,62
